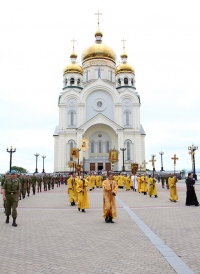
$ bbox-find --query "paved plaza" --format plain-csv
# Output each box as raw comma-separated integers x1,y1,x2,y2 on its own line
0,180,200,274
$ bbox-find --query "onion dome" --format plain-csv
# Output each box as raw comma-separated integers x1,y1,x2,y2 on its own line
63,63,83,75
116,63,135,75
81,27,116,64
63,49,83,76
115,50,135,75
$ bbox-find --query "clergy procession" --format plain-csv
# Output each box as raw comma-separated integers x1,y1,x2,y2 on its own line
1,168,199,227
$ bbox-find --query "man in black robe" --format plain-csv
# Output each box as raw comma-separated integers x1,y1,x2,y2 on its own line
185,172,199,206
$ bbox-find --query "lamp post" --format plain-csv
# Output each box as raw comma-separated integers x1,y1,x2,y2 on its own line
120,148,126,172
34,153,40,173
159,151,164,171
7,146,16,172
42,155,46,173
188,144,198,180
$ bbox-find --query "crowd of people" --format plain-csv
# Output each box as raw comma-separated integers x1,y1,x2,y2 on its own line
1,170,199,227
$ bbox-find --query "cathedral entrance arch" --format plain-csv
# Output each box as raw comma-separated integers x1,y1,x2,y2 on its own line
83,124,117,173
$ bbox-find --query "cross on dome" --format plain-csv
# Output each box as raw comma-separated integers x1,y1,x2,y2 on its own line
95,10,102,25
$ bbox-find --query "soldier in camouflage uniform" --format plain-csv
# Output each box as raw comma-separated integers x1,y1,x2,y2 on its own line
43,175,48,191
1,171,10,213
37,175,42,192
31,175,37,195
26,175,31,197
20,174,26,199
2,170,20,227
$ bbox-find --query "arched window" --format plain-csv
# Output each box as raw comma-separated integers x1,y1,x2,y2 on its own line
98,141,102,153
118,79,121,86
69,110,76,126
126,141,131,160
125,110,130,125
106,141,110,153
65,78,67,85
124,77,128,85
69,141,74,161
91,141,94,153
131,78,133,86
98,68,101,78
77,79,80,86
70,78,74,85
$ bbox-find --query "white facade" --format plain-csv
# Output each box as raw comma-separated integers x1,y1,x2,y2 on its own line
53,29,146,172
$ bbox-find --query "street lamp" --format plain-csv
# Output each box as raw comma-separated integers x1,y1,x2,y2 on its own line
42,155,46,173
188,144,198,180
159,151,164,171
7,145,16,172
120,148,126,172
34,153,40,173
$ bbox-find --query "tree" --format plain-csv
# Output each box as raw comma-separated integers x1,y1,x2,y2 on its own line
11,166,28,174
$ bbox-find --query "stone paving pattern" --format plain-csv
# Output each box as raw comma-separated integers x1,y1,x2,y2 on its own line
0,180,199,274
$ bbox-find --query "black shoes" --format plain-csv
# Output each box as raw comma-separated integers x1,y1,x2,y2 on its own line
5,216,9,224
105,216,114,223
82,209,85,212
12,218,17,227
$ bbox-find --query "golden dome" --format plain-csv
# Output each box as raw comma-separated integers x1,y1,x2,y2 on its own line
120,51,128,58
70,52,77,58
95,29,103,37
82,43,116,63
63,63,83,75
115,63,135,75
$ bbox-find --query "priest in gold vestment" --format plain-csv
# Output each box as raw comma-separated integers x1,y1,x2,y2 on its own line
102,172,118,223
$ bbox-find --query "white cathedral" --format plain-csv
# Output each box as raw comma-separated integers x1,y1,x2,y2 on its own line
53,21,146,173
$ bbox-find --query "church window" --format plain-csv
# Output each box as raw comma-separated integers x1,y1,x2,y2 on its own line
125,110,130,125
65,78,67,85
91,141,94,153
98,68,101,78
98,141,102,153
77,79,80,86
70,78,74,85
126,141,131,160
70,141,74,161
118,79,121,86
131,78,133,85
124,78,128,85
106,141,110,153
86,70,90,81
69,110,76,126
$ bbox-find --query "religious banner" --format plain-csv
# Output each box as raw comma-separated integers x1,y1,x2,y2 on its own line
131,163,138,175
70,148,79,159
109,149,118,162
80,138,89,151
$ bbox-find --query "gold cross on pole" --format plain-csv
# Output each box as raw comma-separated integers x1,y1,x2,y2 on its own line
149,155,156,168
94,10,102,25
171,154,179,166
121,38,127,51
142,160,148,170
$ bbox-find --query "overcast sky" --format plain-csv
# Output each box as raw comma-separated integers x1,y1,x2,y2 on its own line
0,0,200,173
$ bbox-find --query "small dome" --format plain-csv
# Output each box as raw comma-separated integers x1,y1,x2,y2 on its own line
82,43,116,63
120,52,128,59
63,63,83,75
115,63,135,75
70,52,77,58
95,29,103,37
